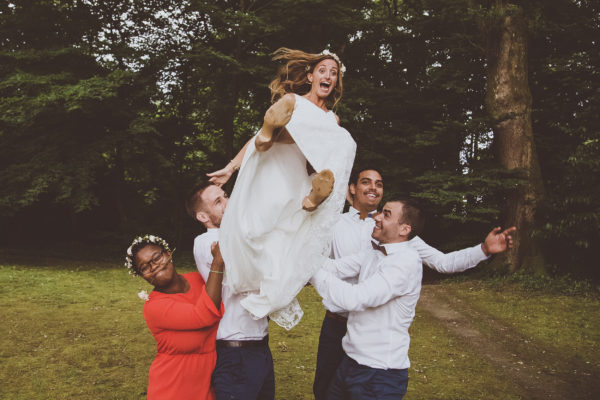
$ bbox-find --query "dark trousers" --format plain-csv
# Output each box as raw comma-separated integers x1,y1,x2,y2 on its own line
327,354,409,400
212,344,275,400
313,312,349,400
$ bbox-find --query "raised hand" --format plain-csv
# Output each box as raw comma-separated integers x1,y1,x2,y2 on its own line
206,165,235,187
210,241,224,270
481,226,517,256
206,241,224,307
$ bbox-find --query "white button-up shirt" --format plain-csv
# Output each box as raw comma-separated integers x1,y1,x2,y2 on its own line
325,208,489,313
311,241,422,370
193,228,268,340
325,207,377,314
330,207,378,260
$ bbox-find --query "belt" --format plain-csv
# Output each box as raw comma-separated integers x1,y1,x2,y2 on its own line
216,335,269,348
345,354,408,373
326,310,348,323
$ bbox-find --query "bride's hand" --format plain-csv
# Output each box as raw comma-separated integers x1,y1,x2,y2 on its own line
206,165,234,187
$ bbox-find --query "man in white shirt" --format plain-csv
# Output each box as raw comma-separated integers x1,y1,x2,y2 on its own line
313,168,516,399
185,183,274,400
311,198,425,399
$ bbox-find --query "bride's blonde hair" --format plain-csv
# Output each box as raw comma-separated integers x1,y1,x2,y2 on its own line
268,47,344,109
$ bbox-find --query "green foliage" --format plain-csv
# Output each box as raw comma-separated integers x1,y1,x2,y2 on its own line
0,44,134,214
455,263,599,297
339,0,515,249
506,270,598,297
412,167,523,223
0,0,598,278
527,0,600,278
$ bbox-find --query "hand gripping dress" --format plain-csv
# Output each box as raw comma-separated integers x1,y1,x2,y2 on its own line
143,272,224,400
220,94,356,329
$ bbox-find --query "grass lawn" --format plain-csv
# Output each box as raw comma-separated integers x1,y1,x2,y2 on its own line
1,250,598,399
442,280,599,367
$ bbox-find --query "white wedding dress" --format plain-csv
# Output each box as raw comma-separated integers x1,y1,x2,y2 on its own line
219,94,356,329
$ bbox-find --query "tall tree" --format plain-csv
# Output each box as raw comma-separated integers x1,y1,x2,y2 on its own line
482,1,545,271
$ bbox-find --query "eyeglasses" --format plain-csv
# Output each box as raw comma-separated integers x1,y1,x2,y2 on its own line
138,249,175,276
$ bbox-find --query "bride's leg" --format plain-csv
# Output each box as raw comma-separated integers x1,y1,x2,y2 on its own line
255,95,295,152
302,169,335,212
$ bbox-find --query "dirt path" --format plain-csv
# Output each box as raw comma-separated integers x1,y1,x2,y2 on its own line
417,284,598,400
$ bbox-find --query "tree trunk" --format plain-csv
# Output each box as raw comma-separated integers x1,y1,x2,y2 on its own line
484,2,545,272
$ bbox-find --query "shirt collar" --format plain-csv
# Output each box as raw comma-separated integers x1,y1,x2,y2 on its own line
349,206,378,220
206,228,219,236
379,241,410,255
348,206,361,219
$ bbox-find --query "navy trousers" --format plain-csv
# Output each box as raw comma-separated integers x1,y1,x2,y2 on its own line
212,344,275,400
313,313,348,400
327,354,409,400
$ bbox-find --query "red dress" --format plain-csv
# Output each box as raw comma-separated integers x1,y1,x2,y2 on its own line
143,272,224,400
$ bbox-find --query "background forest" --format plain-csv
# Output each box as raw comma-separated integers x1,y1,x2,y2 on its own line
1,0,598,280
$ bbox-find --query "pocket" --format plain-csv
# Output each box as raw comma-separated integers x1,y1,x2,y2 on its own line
212,347,247,386
368,368,408,399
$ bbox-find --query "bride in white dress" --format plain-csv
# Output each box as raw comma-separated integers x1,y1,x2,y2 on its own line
208,48,356,329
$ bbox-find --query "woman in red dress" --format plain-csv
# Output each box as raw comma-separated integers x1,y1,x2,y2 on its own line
125,234,225,400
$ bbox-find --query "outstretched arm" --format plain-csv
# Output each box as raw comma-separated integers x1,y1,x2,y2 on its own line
411,226,517,274
206,139,251,186
207,93,297,185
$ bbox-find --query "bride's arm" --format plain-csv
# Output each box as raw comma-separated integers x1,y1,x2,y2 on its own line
206,139,251,187
207,93,298,185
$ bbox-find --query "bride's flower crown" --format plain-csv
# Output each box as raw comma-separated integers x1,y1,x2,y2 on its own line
306,49,346,75
124,234,172,276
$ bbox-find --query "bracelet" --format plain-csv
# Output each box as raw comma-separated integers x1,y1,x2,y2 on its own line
229,159,239,171
210,269,224,274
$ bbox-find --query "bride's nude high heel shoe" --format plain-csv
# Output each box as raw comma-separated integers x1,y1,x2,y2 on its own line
255,95,295,152
302,169,335,212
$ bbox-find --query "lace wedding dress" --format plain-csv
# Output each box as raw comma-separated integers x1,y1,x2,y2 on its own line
220,94,356,329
